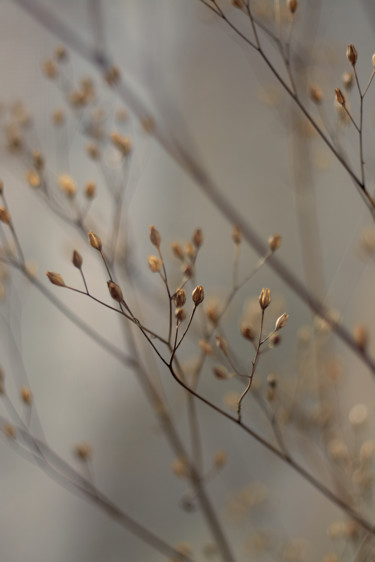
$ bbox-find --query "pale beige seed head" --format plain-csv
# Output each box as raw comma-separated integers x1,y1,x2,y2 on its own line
0,207,11,225
372,54,375,68
174,288,186,307
192,285,205,305
75,442,92,461
346,44,358,66
149,225,161,248
148,255,162,273
213,365,228,380
349,404,368,427
360,440,375,463
275,313,289,331
192,228,203,248
46,271,66,287
21,386,32,405
172,457,188,478
88,231,102,251
259,288,271,310
72,250,83,269
268,233,282,251
232,224,242,244
107,281,123,303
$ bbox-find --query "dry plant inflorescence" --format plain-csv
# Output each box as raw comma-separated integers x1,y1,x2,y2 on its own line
2,0,375,561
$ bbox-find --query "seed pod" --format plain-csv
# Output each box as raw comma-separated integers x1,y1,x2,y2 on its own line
259,288,271,310
107,280,123,303
174,289,186,307
46,271,66,287
346,44,358,66
171,242,184,260
21,386,32,405
149,225,161,248
175,307,187,322
335,88,345,106
372,54,375,68
110,132,132,156
310,85,323,104
148,255,162,273
268,234,282,251
192,285,204,305
85,182,96,199
88,231,102,251
72,250,83,269
75,443,92,461
192,228,203,248
241,323,255,341
275,313,289,331
0,207,11,224
287,0,298,14
216,335,228,355
353,324,368,352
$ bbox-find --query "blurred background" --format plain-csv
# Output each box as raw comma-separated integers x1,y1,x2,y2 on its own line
1,1,375,561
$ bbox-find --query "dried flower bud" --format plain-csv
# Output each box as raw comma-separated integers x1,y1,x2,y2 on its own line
171,242,184,260
105,66,121,86
148,255,162,273
192,285,205,305
231,0,245,8
192,228,203,248
335,88,345,106
172,457,188,478
241,323,255,341
232,225,242,244
287,0,298,14
72,250,83,269
46,271,66,287
269,333,281,347
108,280,123,302
353,324,368,352
0,207,11,224
214,449,227,467
275,313,289,331
149,225,161,248
206,304,219,324
346,44,358,66
185,242,195,258
216,335,228,355
267,373,278,388
0,180,3,194
349,404,368,427
175,307,187,322
52,109,65,126
182,264,194,278
86,143,100,160
26,170,41,188
174,289,186,307
4,423,15,438
43,59,58,79
342,71,353,90
372,54,375,68
268,234,282,251
32,150,44,170
213,366,228,380
55,45,67,61
85,181,96,199
58,174,77,198
21,386,32,405
75,443,92,461
259,288,271,310
110,132,132,156
310,85,323,104
198,340,213,354
88,231,102,251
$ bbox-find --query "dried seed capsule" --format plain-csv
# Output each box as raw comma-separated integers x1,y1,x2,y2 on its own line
175,307,187,322
268,234,282,251
88,231,102,251
287,0,298,14
21,386,32,405
75,443,92,461
372,54,375,68
107,280,123,302
310,85,323,104
241,323,255,341
192,228,203,248
85,182,96,199
72,250,83,269
148,255,162,272
174,289,186,307
171,242,184,260
192,285,204,305
259,288,271,310
0,207,11,224
346,44,358,66
46,271,66,287
149,225,161,248
275,313,289,331
110,132,132,155
335,88,345,106
353,324,368,352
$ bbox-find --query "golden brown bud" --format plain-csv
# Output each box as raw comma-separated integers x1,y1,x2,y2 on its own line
174,289,186,307
216,335,228,355
26,170,41,188
287,0,298,14
58,174,77,198
172,242,184,260
275,313,289,331
85,181,96,199
149,225,161,248
52,109,65,126
175,307,187,322
212,366,228,380
0,207,11,224
259,288,271,310
110,132,132,156
148,255,162,272
46,271,66,287
310,85,323,104
353,324,368,352
86,143,100,160
232,225,242,244
32,150,44,170
231,0,245,8
0,180,3,194
55,45,67,61
335,88,346,106
105,66,121,86
192,285,205,306
268,234,282,251
192,228,203,248
214,449,227,467
21,386,32,405
75,443,92,461
241,323,255,341
342,71,353,90
4,423,15,438
107,280,123,302
72,250,83,269
267,373,278,388
88,231,102,251
346,44,358,66
43,59,58,79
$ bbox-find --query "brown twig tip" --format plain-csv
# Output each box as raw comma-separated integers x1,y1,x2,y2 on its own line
149,225,161,248
268,233,282,251
259,288,271,310
346,44,358,67
192,285,205,305
72,250,83,269
335,88,346,106
46,271,66,287
107,280,123,303
232,225,242,244
88,231,102,251
0,207,11,225
275,313,289,331
148,255,162,273
287,0,298,14
192,228,203,249
20,386,32,405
